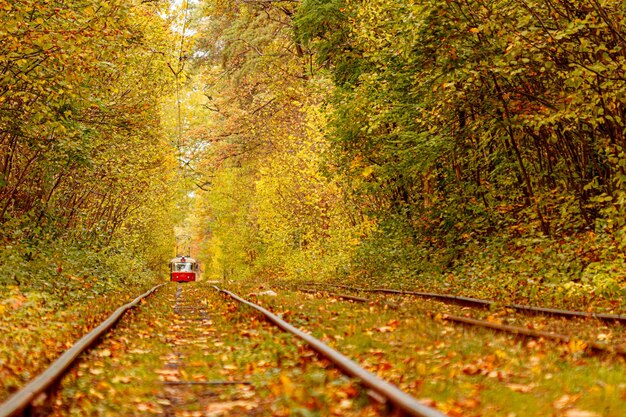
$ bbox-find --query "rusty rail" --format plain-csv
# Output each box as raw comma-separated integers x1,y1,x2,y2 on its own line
298,288,370,303
300,287,626,358
324,284,626,324
214,286,446,417
0,283,165,417
442,314,626,357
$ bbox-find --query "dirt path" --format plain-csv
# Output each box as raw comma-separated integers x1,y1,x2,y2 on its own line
157,284,258,416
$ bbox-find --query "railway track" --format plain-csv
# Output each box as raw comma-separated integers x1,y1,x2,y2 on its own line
0,282,445,417
0,283,165,417
248,284,626,415
292,285,626,358
312,283,626,324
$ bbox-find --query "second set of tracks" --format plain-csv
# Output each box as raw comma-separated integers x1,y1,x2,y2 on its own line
293,283,626,358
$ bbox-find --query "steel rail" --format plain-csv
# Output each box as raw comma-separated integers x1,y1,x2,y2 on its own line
323,284,626,324
301,288,626,358
0,283,166,417
298,288,371,303
295,287,400,311
442,314,626,357
214,285,446,417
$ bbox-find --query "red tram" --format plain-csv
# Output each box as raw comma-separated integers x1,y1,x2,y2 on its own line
170,256,198,282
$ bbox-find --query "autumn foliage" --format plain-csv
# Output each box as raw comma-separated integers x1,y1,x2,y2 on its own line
180,0,624,304
0,1,178,289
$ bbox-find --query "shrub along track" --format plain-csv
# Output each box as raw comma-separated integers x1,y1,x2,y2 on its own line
0,282,444,417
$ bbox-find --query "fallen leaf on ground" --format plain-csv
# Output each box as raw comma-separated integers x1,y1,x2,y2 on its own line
506,383,535,393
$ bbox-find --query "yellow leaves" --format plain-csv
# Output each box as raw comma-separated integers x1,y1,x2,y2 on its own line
459,353,508,379
505,383,536,393
155,368,180,382
361,165,375,178
485,315,502,324
566,338,588,355
268,372,303,401
83,5,96,17
88,387,105,400
493,349,507,361
461,363,481,376
279,373,296,396
135,402,161,413
10,295,27,310
414,361,427,376
205,400,258,415
553,394,582,411
375,325,394,333
562,410,601,417
98,348,112,357
111,375,132,384
375,319,400,333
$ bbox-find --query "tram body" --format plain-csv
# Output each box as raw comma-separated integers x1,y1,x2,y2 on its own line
170,256,198,282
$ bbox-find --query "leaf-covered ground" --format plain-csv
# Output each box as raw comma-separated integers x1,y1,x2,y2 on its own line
47,282,384,416
238,281,625,417
0,279,153,402
3,279,624,416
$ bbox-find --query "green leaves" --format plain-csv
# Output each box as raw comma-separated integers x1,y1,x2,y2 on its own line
0,0,178,246
0,0,181,316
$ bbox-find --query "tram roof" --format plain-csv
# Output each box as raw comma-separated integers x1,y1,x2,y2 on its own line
170,256,197,263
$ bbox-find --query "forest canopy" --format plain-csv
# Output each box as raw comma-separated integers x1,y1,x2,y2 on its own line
0,0,181,292
1,0,625,305
188,0,626,302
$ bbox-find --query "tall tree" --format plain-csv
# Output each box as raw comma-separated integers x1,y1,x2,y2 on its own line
0,0,180,285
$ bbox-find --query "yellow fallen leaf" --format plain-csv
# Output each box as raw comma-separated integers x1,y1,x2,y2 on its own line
554,394,581,410
88,388,104,400
567,339,587,354
564,409,600,417
506,383,535,393
376,326,394,333
279,373,295,396
205,400,258,414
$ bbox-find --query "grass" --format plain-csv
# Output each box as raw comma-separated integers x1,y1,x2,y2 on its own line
249,285,626,416
6,276,624,416
48,282,387,416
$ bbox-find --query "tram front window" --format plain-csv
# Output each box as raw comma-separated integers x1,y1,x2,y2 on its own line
175,263,193,272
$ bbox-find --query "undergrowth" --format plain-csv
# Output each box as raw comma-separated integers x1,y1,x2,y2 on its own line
0,238,166,401
299,226,626,312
